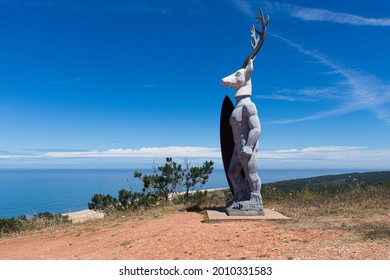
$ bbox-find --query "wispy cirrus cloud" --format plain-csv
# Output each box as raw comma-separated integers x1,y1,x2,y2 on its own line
229,0,256,18
232,0,390,26
228,1,390,124
268,1,390,26
260,145,365,159
256,87,341,103
268,34,390,124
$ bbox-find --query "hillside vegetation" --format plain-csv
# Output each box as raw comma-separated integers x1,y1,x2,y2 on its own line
263,171,390,191
261,171,390,242
1,171,389,243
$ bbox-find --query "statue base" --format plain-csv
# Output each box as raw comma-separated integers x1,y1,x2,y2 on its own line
226,209,265,216
206,208,290,221
225,193,264,216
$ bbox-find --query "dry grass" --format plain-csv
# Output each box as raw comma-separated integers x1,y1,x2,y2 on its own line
2,184,389,245
110,184,390,243
1,184,389,260
263,185,390,241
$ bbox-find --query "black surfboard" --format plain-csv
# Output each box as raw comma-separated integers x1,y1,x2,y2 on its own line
220,95,235,194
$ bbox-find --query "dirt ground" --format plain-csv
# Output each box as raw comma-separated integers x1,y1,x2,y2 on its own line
0,211,389,260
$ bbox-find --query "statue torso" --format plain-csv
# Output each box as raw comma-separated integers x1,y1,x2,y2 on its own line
230,97,256,150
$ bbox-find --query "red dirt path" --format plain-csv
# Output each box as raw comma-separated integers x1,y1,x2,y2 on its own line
0,212,389,260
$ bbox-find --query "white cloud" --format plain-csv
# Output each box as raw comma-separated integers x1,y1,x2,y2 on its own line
0,154,42,159
228,1,390,124
256,87,341,103
259,146,390,169
287,5,390,26
42,146,221,158
2,145,390,169
301,146,363,152
256,94,300,102
259,145,366,159
229,0,255,18
273,2,390,26
268,34,390,124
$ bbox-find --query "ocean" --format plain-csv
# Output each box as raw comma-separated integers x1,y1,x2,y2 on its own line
0,168,366,218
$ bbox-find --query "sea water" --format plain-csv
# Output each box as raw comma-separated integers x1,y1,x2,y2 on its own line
0,169,363,218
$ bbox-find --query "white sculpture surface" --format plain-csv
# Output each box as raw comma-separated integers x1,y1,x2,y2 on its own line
221,60,254,98
220,9,269,216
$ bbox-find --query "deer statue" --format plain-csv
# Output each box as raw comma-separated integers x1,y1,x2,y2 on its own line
220,9,269,216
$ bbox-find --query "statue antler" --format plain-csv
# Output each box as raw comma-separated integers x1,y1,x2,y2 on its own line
241,8,270,69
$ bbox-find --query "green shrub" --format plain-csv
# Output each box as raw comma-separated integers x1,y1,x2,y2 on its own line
134,192,159,209
183,160,214,199
0,212,70,236
0,218,23,234
172,190,225,212
117,188,158,211
34,212,55,219
134,158,214,204
173,190,210,205
88,158,215,213
88,188,160,213
88,194,117,211
32,212,69,224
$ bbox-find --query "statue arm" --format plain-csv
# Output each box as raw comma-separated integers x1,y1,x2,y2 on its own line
242,103,261,159
247,113,261,149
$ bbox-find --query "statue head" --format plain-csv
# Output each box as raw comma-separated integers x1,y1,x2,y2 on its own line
221,59,254,97
220,9,269,98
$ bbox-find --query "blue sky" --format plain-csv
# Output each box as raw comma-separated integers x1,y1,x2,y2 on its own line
1,0,390,169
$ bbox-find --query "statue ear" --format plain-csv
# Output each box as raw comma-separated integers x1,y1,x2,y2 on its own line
245,59,254,78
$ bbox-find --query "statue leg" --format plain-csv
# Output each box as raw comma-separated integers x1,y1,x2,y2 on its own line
242,153,261,195
238,152,264,214
228,150,246,201
226,148,264,215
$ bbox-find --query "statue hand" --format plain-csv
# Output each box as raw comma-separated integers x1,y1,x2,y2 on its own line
241,146,253,160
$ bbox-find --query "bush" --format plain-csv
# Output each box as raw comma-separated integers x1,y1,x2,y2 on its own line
88,158,215,213
88,194,117,211
173,190,210,208
0,218,23,234
172,190,228,212
134,158,214,204
183,159,214,198
88,188,160,213
0,212,70,236
31,212,69,224
34,212,55,220
116,188,159,211
134,158,184,204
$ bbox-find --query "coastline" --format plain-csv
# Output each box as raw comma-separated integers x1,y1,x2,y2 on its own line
62,187,229,223
0,169,383,218
63,209,105,223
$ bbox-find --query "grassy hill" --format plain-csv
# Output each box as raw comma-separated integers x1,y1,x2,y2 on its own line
263,171,390,191
259,171,390,243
